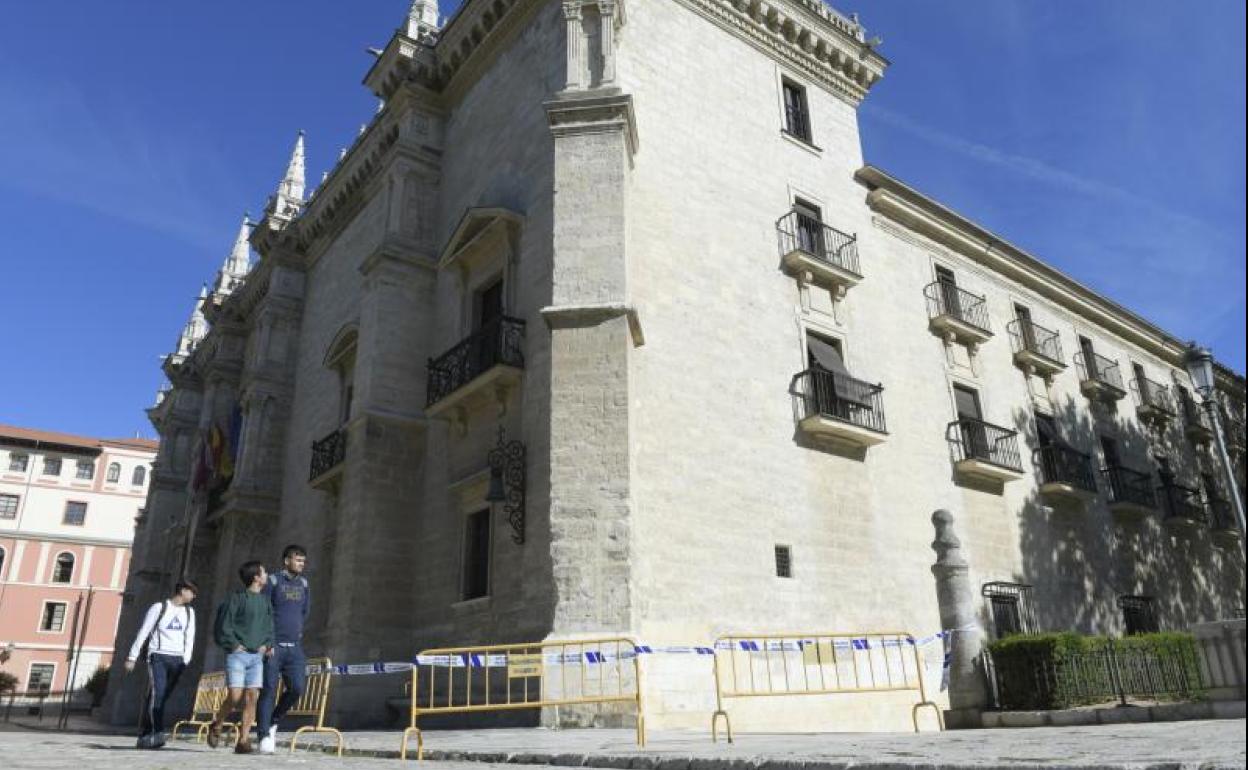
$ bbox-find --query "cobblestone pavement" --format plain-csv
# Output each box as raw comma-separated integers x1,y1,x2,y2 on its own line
0,719,1244,769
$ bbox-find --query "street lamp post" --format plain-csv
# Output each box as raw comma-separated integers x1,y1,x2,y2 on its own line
1183,343,1247,546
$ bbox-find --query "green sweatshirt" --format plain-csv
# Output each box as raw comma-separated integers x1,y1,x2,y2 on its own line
214,589,274,653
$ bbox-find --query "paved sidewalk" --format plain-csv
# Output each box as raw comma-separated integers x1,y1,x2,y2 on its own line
279,720,1247,769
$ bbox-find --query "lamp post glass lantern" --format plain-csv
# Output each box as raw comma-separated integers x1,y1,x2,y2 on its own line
1183,342,1246,545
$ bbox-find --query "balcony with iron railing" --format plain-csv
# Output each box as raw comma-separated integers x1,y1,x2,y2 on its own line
1207,495,1241,546
1075,352,1127,403
948,417,1024,483
792,368,887,449
1103,465,1156,517
1008,319,1065,378
1035,444,1098,504
1132,376,1176,427
925,282,992,347
309,427,347,490
1158,479,1205,529
776,210,862,295
1180,397,1215,445
426,317,525,417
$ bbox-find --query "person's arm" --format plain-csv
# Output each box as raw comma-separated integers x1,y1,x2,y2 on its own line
302,578,310,623
126,603,161,664
183,607,196,665
214,594,241,652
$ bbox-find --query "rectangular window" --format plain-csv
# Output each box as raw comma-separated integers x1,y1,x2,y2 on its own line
1119,595,1159,635
781,79,812,142
8,453,29,472
1100,436,1121,468
793,198,825,257
474,279,505,330
983,582,1036,638
40,602,67,632
63,501,87,526
461,509,491,601
75,460,94,480
42,457,62,476
0,493,18,519
1034,412,1058,449
27,663,55,693
774,545,793,578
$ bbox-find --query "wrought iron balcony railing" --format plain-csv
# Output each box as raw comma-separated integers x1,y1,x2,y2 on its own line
1182,397,1213,435
309,427,347,482
925,282,991,335
1103,465,1156,510
426,317,526,407
776,210,861,277
1035,445,1098,494
1158,480,1205,524
793,368,887,434
1132,376,1175,415
947,417,1023,473
1208,496,1239,534
1075,352,1125,391
1008,319,1063,365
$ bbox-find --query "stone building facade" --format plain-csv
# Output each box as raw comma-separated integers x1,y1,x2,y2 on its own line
106,0,1246,731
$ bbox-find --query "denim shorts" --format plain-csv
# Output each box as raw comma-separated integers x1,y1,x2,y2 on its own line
225,651,264,689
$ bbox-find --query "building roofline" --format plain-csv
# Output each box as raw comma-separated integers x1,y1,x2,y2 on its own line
854,164,1245,388
0,424,159,456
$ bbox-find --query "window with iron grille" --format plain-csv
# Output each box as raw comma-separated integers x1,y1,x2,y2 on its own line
42,457,62,476
0,493,18,519
774,545,793,578
8,452,29,472
63,501,87,526
781,79,812,142
40,602,67,632
75,460,94,480
1119,595,1160,635
27,663,55,693
982,582,1037,638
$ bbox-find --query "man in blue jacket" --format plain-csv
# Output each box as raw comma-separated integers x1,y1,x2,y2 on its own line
257,544,310,754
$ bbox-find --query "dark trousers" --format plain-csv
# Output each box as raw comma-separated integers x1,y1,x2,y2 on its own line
140,653,186,737
257,643,305,735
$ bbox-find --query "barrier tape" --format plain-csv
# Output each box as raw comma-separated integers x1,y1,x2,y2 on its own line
304,626,976,680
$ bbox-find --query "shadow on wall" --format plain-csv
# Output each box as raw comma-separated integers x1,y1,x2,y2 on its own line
1006,394,1245,637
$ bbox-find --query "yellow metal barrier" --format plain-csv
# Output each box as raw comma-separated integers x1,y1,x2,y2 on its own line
286,657,345,756
171,671,238,743
710,631,944,742
400,638,645,760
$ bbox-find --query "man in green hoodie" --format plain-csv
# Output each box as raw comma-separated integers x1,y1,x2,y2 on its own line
207,560,273,754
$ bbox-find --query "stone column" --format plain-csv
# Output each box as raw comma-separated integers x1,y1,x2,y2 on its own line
563,1,583,91
599,0,617,85
929,509,988,727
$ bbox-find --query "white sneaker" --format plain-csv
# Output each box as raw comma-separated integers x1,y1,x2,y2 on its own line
258,735,275,755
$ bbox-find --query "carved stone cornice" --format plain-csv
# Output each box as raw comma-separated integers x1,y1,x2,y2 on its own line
673,0,887,106
545,90,639,161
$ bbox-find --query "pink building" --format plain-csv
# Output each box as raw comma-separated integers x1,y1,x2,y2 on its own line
0,425,156,694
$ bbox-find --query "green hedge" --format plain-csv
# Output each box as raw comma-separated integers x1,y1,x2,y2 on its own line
987,632,1204,710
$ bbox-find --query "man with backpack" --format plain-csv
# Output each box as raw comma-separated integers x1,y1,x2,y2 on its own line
125,578,199,750
256,544,310,754
207,561,273,754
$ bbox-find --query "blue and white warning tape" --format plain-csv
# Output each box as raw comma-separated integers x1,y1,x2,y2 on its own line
310,626,973,678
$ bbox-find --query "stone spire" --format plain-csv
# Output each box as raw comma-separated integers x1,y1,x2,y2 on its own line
171,285,210,364
265,130,306,222
210,214,253,300
405,0,440,39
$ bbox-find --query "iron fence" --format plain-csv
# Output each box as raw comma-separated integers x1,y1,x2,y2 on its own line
792,368,887,434
1133,376,1175,414
1007,319,1063,365
1075,352,1125,391
776,210,861,276
309,427,347,482
1209,497,1239,534
1159,481,1205,524
1035,445,1097,494
985,641,1203,710
924,281,991,334
426,317,525,407
947,417,1022,472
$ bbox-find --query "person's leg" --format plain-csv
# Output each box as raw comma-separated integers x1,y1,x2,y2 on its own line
147,656,177,740
235,653,264,752
137,657,164,743
271,646,306,731
256,650,280,738
211,653,246,748
152,657,186,744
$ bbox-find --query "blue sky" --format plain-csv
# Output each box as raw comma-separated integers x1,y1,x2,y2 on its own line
0,1,1243,439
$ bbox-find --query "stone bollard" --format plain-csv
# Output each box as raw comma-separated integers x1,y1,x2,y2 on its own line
930,509,988,728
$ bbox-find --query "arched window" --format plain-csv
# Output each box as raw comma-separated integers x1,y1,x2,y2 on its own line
52,552,75,584
132,466,147,486
106,463,121,483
